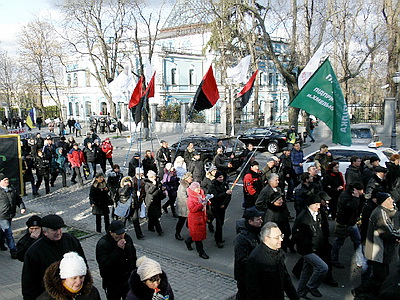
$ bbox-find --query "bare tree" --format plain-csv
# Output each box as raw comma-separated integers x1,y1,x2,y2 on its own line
0,50,18,121
18,20,65,119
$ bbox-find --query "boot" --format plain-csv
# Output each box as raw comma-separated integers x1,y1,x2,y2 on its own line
175,233,184,241
162,205,168,214
208,222,214,233
199,251,209,259
171,206,178,218
185,238,193,251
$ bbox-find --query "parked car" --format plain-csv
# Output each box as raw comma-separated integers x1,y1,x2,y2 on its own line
303,145,396,175
350,125,381,147
170,135,246,171
237,127,288,154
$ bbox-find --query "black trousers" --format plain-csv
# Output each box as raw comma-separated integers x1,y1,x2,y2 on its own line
104,281,129,300
36,173,50,194
148,216,162,233
212,208,226,243
130,208,143,238
95,214,110,233
51,170,67,187
176,216,187,235
186,237,204,253
354,261,389,296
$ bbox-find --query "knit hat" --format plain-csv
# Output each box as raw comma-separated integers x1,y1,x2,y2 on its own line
188,182,200,191
0,173,7,181
135,167,144,174
214,171,224,179
59,252,87,279
181,172,193,181
42,214,65,229
133,152,140,157
269,192,283,204
207,165,217,173
147,170,157,178
250,161,259,167
370,156,380,163
376,192,392,205
136,256,162,281
318,191,331,202
26,215,42,228
307,194,321,206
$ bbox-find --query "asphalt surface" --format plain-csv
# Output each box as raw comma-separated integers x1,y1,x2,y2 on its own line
0,125,397,300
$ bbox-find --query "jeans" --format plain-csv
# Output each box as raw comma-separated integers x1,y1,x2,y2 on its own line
71,166,83,185
331,224,363,266
0,219,16,252
297,253,328,295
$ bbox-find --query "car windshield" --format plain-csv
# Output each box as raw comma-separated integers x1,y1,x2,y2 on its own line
382,148,397,159
351,129,372,139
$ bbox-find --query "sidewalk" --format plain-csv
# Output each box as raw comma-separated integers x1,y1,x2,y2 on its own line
0,182,237,300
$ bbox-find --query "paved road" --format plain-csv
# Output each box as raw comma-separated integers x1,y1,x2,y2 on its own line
0,126,381,299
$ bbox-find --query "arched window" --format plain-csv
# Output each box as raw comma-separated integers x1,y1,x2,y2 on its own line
68,102,73,116
85,101,92,117
73,73,78,87
75,102,80,116
171,68,177,85
189,69,194,85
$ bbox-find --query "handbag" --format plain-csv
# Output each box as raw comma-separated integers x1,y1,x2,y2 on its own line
114,198,132,218
83,164,90,176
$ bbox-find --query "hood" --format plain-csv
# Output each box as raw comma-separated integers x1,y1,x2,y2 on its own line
43,261,93,299
120,176,133,188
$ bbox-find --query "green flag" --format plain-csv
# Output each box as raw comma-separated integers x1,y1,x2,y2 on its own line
290,58,352,146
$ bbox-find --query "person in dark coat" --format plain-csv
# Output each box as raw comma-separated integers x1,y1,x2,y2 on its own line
106,164,123,205
279,147,296,201
322,161,345,219
156,140,171,179
292,195,328,299
246,222,299,300
0,173,26,258
183,142,195,166
94,139,106,174
261,157,279,186
162,163,179,217
144,170,165,235
264,191,296,253
294,172,315,216
365,166,389,202
35,149,51,195
331,182,365,269
131,170,146,239
362,156,381,187
187,151,205,183
208,171,232,248
96,220,137,300
89,173,111,233
385,153,400,202
213,147,232,179
22,153,37,196
22,215,86,300
83,141,99,178
175,172,193,241
128,153,141,177
126,256,174,300
242,161,263,209
142,150,157,178
16,215,42,262
234,207,263,300
352,192,400,299
255,173,281,213
314,144,333,176
38,252,101,300
35,132,45,150
345,156,362,187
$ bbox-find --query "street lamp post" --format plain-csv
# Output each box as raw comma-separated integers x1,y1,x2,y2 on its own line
390,72,400,149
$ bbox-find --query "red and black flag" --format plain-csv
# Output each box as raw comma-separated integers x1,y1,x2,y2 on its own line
237,70,258,108
192,65,220,111
133,72,156,125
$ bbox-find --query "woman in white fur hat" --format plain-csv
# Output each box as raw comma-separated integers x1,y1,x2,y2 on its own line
37,252,100,299
126,256,174,300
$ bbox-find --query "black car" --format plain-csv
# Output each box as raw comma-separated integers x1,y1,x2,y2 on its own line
238,127,288,154
170,135,246,171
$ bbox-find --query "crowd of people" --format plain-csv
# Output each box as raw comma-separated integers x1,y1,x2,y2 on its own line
2,122,400,299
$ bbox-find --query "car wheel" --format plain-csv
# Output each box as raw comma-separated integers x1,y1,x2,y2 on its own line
267,142,279,154
204,159,214,172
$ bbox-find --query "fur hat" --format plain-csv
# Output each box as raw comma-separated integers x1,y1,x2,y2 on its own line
136,256,162,281
147,170,157,178
59,252,87,279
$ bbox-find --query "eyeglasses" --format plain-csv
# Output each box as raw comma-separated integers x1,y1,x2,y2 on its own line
268,234,284,240
146,274,161,282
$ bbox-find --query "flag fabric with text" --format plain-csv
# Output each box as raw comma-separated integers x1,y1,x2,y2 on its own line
192,66,220,111
290,58,352,146
26,108,36,129
237,70,258,108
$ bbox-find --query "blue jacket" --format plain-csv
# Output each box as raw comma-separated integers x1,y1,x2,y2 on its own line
291,148,304,175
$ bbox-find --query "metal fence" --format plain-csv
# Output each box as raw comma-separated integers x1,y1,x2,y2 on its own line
347,103,384,124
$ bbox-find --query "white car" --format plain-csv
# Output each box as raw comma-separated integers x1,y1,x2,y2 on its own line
303,145,397,174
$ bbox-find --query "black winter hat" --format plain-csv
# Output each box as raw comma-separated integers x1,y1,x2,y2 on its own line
376,192,391,205
42,214,65,229
307,194,321,206
26,215,42,228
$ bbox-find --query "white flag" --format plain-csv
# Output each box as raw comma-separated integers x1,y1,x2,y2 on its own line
226,55,251,84
298,45,325,90
108,64,134,103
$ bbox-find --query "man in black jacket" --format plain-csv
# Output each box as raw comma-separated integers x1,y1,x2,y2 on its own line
294,172,315,216
234,207,263,300
96,220,137,300
209,171,232,248
0,173,26,258
246,221,299,300
156,140,171,179
15,215,42,262
331,182,364,269
256,173,281,213
188,151,205,183
345,156,362,186
293,194,328,299
22,214,86,300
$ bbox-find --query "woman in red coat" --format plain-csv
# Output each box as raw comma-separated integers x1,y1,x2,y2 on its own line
101,138,114,168
184,182,210,259
67,143,86,185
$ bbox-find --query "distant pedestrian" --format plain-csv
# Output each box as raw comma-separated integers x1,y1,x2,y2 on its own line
162,163,179,217
90,173,111,233
175,172,193,241
173,155,187,179
35,149,51,195
36,116,43,130
101,138,114,169
67,143,86,185
322,161,345,219
131,168,146,240
142,150,157,177
0,173,26,259
183,142,195,166
38,251,101,300
156,140,171,179
314,144,333,176
96,220,137,300
144,170,165,235
74,120,82,137
243,161,263,208
187,151,205,183
126,256,174,300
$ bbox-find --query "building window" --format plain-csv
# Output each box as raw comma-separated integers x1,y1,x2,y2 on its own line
171,68,177,85
67,74,71,87
189,69,194,85
85,101,92,117
73,73,78,87
85,70,91,87
276,74,280,86
75,102,80,116
268,73,273,86
68,102,73,116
